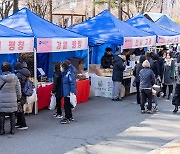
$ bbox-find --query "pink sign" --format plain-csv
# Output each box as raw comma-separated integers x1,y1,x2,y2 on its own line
123,36,156,49
0,38,34,54
158,35,180,44
37,38,88,53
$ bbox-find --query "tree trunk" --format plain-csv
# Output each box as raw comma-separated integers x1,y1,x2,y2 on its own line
160,0,163,13
118,0,122,20
49,0,52,22
13,0,18,13
108,0,111,11
92,0,95,17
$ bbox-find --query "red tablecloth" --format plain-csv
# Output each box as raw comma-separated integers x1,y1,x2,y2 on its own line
37,80,90,110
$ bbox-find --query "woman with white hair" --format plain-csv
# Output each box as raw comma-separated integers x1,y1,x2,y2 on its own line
139,60,156,114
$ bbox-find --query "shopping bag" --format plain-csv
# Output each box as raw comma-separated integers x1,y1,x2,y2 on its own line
70,93,77,108
23,103,33,114
48,95,56,110
26,89,37,104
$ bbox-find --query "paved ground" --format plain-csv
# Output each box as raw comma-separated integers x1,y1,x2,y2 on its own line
0,94,180,154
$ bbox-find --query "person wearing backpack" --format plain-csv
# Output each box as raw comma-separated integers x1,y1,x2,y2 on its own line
14,62,30,130
0,62,21,135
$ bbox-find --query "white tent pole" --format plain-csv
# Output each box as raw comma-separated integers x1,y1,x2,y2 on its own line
33,47,38,115
87,47,90,72
121,45,123,53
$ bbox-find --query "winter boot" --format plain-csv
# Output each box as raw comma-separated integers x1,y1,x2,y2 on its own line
0,113,5,135
10,112,16,135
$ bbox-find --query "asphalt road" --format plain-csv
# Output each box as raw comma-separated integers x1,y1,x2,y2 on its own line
0,94,180,154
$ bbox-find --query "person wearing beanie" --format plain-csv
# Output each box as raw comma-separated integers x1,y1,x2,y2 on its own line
133,55,146,104
14,61,31,130
139,60,155,114
172,54,180,113
0,62,21,135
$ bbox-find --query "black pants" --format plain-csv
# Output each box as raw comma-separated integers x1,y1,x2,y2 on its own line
16,96,27,127
136,82,141,104
0,112,15,132
172,84,180,106
163,84,173,96
140,89,153,110
64,97,72,119
56,97,62,115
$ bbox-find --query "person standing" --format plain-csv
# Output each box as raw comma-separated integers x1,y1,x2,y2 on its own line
133,55,146,104
52,63,63,119
112,51,127,101
14,62,30,130
101,47,114,69
0,62,21,135
162,53,175,99
139,60,155,114
60,62,77,124
172,54,180,113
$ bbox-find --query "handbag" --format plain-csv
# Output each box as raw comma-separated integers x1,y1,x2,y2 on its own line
23,103,33,114
48,95,56,110
26,89,37,104
70,93,77,108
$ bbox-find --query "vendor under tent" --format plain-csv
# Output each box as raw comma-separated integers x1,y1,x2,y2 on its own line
155,15,180,34
0,8,89,114
67,10,156,49
125,13,180,45
68,10,157,99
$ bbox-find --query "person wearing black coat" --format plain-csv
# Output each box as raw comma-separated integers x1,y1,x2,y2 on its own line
52,63,63,119
14,62,30,130
101,47,114,69
151,54,160,79
133,55,146,104
112,54,126,101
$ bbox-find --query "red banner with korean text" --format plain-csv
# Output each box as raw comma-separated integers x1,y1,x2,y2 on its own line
123,36,156,49
0,38,34,54
158,35,180,44
37,38,88,53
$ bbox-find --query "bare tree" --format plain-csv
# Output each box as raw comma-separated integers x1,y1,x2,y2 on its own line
0,0,13,19
24,0,51,18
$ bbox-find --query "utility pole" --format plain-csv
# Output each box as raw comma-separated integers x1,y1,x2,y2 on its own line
118,0,122,20
13,0,18,13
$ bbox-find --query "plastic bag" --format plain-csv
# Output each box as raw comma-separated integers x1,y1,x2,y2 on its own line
70,93,77,108
26,89,37,104
48,95,56,110
23,103,33,114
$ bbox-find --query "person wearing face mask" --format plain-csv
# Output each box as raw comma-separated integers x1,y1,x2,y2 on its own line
60,62,77,124
162,52,175,99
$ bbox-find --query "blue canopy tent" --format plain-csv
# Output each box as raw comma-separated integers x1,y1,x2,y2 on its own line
155,15,180,34
0,8,88,114
0,8,88,78
0,24,33,73
125,13,180,44
67,10,156,64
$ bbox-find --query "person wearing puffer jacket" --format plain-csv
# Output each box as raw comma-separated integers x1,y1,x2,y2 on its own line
172,54,180,113
60,62,77,124
139,60,155,114
0,62,21,135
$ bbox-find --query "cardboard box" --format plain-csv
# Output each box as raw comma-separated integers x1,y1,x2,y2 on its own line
68,58,85,74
